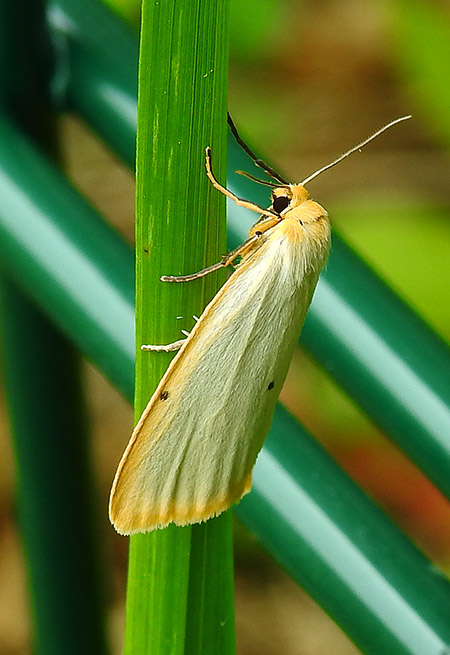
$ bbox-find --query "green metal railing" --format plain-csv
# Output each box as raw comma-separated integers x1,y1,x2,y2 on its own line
1,0,450,653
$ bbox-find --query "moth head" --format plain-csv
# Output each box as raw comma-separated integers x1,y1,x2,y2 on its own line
271,185,309,214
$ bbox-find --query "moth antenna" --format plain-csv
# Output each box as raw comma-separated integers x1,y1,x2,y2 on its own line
235,169,281,188
227,113,289,185
300,115,412,186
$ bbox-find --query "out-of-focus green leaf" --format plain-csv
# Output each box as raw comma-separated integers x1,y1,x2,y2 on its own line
391,0,450,144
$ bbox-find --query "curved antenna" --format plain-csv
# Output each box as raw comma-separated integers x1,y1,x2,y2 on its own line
300,115,412,186
227,113,289,185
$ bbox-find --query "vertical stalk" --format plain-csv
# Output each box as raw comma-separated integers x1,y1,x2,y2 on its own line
123,2,233,654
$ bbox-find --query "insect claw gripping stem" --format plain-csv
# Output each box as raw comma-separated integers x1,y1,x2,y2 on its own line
161,260,227,283
161,232,267,284
141,339,185,353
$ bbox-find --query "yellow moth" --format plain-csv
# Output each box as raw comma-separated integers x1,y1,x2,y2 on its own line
110,114,411,534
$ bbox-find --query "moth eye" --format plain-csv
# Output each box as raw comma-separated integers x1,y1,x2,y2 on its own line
272,195,290,214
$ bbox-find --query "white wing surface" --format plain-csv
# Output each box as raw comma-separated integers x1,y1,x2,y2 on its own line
110,216,329,533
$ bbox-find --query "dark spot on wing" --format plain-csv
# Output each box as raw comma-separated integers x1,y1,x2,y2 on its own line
267,381,275,390
160,390,169,401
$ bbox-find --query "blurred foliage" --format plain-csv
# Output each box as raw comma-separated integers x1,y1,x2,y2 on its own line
101,0,140,26
391,0,450,146
334,204,450,332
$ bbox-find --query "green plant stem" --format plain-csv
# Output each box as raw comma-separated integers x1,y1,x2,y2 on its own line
124,2,233,653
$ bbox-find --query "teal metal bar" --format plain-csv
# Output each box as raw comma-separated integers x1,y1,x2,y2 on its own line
47,0,137,168
239,406,450,655
0,112,134,398
49,0,450,502
0,1,109,653
1,106,450,653
0,279,108,655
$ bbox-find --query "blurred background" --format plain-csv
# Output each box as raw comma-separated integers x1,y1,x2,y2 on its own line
1,0,450,653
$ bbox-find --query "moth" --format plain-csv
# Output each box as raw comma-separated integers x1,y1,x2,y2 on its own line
109,114,410,534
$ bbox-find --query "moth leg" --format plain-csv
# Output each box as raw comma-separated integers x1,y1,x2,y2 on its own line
141,339,185,352
161,260,226,282
162,141,284,284
161,232,264,283
249,214,283,236
205,147,279,219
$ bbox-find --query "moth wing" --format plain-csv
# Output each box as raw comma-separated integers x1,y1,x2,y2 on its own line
110,224,324,534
